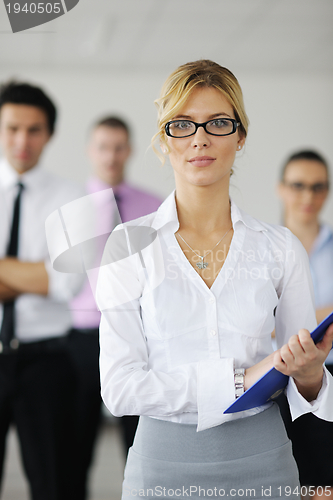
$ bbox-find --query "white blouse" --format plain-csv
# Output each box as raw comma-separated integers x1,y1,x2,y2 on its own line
97,191,333,432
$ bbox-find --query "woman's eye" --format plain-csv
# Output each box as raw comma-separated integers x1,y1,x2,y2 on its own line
174,121,192,129
210,119,229,128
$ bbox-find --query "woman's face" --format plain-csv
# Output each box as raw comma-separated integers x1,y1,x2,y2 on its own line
166,86,245,191
278,159,329,224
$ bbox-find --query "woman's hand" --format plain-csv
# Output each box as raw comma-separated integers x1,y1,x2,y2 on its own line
273,324,333,401
244,324,333,398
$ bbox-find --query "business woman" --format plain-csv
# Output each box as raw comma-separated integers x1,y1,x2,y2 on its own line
97,60,333,499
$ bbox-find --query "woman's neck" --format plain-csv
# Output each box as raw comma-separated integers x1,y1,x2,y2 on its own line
175,183,232,236
285,214,320,254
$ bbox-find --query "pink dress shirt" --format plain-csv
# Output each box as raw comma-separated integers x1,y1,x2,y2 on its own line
70,177,163,329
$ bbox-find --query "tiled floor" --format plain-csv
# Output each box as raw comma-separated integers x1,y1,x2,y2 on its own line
1,421,125,500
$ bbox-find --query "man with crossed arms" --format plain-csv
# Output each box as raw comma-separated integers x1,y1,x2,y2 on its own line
0,81,83,500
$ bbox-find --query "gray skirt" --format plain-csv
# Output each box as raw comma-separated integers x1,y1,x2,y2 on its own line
122,404,300,500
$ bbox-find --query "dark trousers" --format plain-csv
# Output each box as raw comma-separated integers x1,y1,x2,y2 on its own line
276,364,333,486
68,328,139,500
67,329,103,500
0,337,77,500
121,415,139,456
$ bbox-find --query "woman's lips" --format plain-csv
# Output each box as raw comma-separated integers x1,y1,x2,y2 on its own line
188,156,215,167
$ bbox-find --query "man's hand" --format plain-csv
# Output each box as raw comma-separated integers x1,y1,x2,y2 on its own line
0,281,19,301
0,258,48,296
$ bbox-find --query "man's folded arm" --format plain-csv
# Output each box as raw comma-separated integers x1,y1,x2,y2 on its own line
0,258,48,296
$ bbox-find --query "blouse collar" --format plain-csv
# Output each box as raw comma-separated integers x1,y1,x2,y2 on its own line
151,189,267,234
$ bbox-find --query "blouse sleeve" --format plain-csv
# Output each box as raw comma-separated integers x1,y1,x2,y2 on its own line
97,228,235,432
275,229,333,422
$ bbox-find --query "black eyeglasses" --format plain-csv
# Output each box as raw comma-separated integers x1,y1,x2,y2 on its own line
165,118,240,138
283,181,329,195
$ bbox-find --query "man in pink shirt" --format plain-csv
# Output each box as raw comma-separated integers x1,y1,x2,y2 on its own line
69,116,162,500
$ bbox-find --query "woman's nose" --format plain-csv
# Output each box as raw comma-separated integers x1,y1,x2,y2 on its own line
191,126,210,148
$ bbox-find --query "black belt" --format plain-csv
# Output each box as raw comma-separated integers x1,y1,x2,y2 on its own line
70,327,99,335
0,336,68,355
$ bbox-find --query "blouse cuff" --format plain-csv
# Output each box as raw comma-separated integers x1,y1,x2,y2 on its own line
196,358,235,432
287,367,333,422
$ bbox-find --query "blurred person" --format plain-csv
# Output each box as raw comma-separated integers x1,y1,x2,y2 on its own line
277,149,333,498
69,116,162,500
0,81,84,500
97,60,333,500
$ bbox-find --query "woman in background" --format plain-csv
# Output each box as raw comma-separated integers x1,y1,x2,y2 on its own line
278,150,333,498
98,61,333,500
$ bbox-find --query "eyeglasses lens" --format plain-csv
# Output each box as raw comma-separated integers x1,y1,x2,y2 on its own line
288,182,328,194
206,119,234,135
168,121,196,137
167,119,236,137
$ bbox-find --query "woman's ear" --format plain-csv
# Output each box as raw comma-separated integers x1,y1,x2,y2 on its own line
237,135,245,151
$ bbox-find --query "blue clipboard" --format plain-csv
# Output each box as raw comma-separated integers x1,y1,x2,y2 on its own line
224,311,333,414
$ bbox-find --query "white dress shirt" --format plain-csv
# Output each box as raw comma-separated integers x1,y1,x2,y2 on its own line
98,191,333,432
0,159,84,342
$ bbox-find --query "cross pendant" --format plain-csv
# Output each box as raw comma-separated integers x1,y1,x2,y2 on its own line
196,260,209,270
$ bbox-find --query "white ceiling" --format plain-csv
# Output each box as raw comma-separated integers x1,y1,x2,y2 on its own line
0,0,332,74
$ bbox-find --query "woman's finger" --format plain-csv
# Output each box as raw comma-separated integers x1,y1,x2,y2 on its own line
317,323,333,354
297,328,316,356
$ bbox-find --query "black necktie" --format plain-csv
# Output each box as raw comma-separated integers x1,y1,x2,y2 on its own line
0,182,24,352
114,193,123,223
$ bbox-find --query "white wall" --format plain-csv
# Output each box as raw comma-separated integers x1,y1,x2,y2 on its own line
1,66,332,225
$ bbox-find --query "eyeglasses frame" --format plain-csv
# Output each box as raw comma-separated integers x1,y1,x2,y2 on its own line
165,118,240,138
282,181,329,195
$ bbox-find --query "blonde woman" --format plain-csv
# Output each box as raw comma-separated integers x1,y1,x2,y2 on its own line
97,60,333,499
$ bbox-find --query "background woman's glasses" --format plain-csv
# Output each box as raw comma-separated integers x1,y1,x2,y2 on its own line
283,181,329,195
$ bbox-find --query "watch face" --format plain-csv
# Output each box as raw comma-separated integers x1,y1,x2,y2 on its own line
234,374,244,384
235,369,245,398
235,387,244,398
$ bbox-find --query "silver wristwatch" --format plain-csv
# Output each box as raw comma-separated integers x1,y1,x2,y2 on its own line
234,368,245,398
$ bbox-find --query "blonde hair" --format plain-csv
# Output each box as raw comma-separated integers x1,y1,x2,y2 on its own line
152,59,249,164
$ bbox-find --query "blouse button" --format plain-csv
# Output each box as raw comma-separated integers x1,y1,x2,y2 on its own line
210,329,217,336
209,297,215,303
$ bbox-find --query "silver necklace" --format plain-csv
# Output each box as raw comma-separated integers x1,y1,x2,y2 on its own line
177,227,232,270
